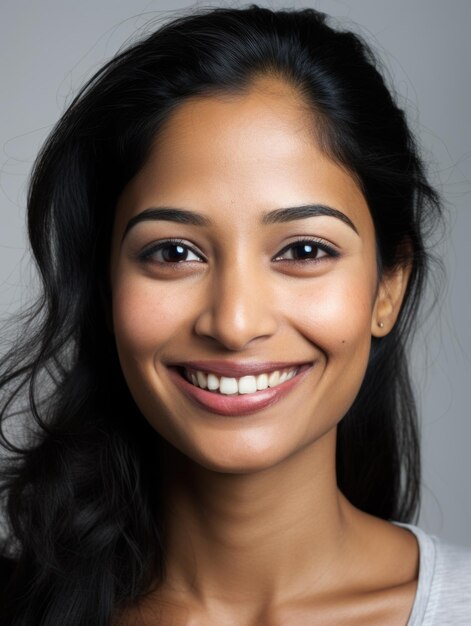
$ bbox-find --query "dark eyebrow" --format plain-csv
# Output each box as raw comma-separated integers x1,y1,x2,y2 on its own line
261,204,358,234
122,207,211,240
122,203,358,241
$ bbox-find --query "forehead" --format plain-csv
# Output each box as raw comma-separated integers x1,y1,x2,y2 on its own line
151,77,313,177
115,78,372,236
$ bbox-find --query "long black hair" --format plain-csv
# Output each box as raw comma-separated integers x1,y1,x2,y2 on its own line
0,5,442,624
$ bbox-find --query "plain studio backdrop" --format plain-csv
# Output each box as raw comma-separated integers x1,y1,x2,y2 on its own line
0,0,470,546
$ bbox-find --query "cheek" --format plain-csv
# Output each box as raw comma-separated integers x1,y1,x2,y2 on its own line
111,273,189,357
283,266,376,425
287,267,376,352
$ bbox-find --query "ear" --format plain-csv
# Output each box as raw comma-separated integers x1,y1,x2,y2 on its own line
371,259,412,337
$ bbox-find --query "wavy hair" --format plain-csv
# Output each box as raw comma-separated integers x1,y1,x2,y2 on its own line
0,5,442,624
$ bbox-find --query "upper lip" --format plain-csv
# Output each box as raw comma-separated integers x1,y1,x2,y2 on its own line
170,360,312,377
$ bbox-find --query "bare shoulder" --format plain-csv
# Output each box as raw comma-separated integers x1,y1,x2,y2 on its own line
315,511,420,626
349,512,420,597
270,517,419,626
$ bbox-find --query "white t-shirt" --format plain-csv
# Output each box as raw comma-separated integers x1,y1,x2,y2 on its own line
394,522,471,625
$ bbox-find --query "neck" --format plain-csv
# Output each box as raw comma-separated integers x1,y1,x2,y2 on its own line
161,428,358,604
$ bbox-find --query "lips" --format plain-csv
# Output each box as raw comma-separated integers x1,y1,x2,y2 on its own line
167,362,313,416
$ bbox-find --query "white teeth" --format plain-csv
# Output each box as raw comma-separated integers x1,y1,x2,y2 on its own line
184,366,299,394
268,371,280,387
196,370,207,389
238,375,258,395
207,373,219,391
256,373,269,390
219,377,239,395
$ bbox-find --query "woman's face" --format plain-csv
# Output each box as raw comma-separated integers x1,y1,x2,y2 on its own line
110,78,392,473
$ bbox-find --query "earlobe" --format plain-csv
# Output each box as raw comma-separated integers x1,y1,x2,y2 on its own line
371,261,411,337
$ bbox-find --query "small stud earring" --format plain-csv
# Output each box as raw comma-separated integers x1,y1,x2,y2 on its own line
378,321,384,329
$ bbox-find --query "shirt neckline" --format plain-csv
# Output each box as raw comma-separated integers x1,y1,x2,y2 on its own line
392,522,437,626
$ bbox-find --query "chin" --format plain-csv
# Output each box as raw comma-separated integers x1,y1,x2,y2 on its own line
177,438,292,475
199,457,279,475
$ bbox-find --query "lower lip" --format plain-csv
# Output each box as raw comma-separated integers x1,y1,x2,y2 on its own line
167,364,313,416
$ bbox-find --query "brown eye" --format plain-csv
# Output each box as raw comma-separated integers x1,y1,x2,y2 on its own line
286,242,324,260
138,240,204,264
160,243,194,262
274,239,338,262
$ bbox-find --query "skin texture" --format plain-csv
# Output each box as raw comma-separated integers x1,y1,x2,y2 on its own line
110,78,417,625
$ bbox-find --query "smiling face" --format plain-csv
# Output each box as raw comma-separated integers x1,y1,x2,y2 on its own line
109,78,403,473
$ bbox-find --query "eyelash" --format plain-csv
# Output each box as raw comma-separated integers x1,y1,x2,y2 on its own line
274,239,339,264
137,237,340,266
138,239,202,265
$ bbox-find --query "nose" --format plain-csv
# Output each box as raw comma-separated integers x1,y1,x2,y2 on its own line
193,259,278,351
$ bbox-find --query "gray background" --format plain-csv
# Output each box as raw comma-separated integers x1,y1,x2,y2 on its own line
1,0,470,545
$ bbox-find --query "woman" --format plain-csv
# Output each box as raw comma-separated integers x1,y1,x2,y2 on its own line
0,5,469,625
